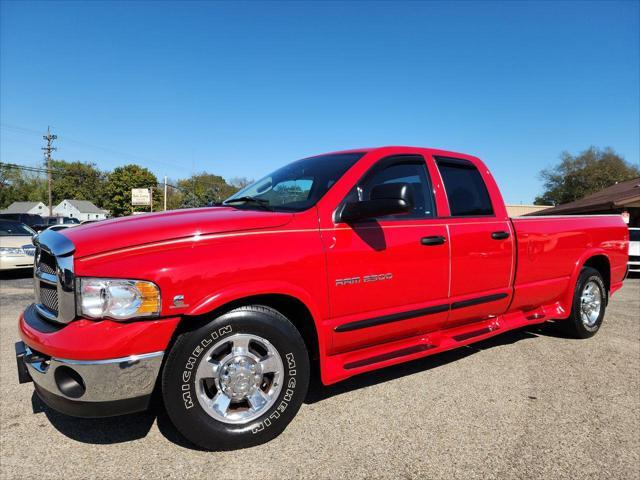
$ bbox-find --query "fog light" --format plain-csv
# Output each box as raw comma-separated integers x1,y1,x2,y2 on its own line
54,366,86,399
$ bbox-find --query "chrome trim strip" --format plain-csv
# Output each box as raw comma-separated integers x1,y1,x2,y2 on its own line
54,351,164,365
35,271,57,284
34,304,58,321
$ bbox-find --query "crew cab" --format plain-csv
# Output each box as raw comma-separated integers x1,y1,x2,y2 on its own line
15,146,629,450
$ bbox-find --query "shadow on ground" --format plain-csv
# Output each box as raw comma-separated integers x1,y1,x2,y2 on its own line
304,324,570,403
30,322,574,449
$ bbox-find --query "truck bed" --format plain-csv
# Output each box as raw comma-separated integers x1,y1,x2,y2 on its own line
509,214,629,315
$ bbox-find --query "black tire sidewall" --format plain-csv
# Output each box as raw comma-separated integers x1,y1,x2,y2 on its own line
570,267,607,338
162,307,310,450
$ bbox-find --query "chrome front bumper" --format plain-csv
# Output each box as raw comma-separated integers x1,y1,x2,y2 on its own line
17,341,164,417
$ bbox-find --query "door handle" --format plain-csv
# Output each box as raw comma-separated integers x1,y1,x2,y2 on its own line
491,231,510,240
421,235,446,246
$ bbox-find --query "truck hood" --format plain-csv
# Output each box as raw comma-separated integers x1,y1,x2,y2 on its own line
62,207,294,258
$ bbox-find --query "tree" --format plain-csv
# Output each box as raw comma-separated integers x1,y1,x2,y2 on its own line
534,147,640,206
177,173,239,208
0,165,46,208
103,164,159,216
50,160,107,207
229,176,253,189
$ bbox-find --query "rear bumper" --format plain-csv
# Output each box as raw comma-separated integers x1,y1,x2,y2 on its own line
0,255,34,270
628,260,640,273
16,340,162,417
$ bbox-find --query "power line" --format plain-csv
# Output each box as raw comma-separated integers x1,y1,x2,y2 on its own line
1,123,188,171
0,162,86,176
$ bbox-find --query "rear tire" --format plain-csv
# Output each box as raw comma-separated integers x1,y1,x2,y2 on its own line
563,267,607,339
162,305,310,450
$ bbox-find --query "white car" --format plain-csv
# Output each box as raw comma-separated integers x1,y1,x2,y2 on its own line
45,224,75,232
0,220,36,271
629,227,640,274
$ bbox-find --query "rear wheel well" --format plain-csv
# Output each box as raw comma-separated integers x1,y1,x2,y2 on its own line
583,255,611,294
176,294,320,365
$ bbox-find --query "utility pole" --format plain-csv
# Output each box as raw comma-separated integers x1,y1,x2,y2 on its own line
150,186,154,213
164,176,168,211
42,126,57,216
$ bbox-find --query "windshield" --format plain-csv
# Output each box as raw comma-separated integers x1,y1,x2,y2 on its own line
224,152,364,212
0,220,35,236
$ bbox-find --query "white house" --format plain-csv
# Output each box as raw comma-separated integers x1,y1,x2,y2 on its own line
53,200,108,221
0,201,48,215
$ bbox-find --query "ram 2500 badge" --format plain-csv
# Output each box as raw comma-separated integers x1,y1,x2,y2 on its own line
16,146,629,450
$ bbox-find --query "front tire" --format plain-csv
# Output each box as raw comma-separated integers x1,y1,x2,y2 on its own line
162,305,310,450
563,267,607,339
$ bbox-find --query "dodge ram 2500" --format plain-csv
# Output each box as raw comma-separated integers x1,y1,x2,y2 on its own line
15,146,629,450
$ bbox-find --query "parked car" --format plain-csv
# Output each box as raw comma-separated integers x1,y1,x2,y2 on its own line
0,220,36,270
45,224,75,232
32,216,81,232
15,146,629,450
628,227,640,273
0,213,44,230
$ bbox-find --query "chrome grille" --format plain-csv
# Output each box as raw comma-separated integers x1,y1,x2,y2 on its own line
39,283,59,313
33,230,76,324
22,245,36,257
38,249,57,274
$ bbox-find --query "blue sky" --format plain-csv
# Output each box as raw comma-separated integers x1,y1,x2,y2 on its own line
1,0,638,203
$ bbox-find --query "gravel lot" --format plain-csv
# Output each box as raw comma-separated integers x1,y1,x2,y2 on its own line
1,271,638,480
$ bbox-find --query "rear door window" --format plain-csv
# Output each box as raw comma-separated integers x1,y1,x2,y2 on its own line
435,157,494,216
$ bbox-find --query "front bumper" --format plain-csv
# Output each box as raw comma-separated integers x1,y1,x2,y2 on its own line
17,304,180,418
16,340,163,417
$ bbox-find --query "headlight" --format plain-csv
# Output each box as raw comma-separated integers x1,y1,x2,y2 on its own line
78,278,161,320
0,247,25,256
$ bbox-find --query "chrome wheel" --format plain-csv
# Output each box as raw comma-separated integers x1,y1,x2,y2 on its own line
195,333,284,424
580,280,602,330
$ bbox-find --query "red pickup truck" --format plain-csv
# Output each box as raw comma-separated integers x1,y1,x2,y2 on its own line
16,146,629,450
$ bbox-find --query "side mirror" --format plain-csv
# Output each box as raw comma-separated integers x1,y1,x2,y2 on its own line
337,182,414,223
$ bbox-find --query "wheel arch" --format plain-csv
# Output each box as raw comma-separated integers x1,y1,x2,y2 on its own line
582,254,611,293
177,289,324,374
561,250,612,312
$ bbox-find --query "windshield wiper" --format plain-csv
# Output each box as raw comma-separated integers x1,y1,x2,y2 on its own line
223,196,273,210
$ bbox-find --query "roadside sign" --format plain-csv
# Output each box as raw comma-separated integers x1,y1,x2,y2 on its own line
132,188,151,206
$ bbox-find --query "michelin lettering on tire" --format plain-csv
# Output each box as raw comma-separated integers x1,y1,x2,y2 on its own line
251,351,297,434
180,325,233,410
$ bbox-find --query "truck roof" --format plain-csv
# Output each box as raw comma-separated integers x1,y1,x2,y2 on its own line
314,146,477,160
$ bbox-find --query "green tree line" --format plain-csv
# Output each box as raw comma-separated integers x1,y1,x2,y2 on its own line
0,161,246,216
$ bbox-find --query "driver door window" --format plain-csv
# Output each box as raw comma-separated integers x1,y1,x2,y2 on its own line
347,158,436,220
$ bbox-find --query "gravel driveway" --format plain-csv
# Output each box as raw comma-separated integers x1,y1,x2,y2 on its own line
1,271,638,479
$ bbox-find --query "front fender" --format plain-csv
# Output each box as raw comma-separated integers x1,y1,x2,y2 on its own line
185,280,324,322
